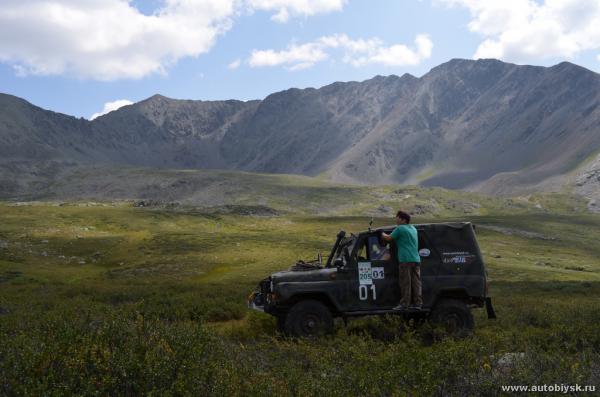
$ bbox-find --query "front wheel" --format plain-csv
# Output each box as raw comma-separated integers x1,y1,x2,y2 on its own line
431,299,474,338
276,314,287,333
284,300,333,337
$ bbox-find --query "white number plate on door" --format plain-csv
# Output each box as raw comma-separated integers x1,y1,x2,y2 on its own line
358,262,372,285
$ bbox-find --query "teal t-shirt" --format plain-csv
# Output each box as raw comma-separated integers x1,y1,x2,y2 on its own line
390,225,421,264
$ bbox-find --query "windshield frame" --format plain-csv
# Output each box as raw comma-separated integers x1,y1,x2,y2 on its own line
332,234,356,263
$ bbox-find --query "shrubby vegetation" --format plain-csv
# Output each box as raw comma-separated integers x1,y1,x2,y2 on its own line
0,203,599,395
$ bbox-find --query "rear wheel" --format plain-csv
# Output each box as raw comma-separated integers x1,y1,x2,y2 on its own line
284,300,333,337
431,299,474,338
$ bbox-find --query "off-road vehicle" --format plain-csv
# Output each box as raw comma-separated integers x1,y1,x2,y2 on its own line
248,222,496,337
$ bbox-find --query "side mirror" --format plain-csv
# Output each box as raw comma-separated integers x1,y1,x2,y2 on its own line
333,258,344,267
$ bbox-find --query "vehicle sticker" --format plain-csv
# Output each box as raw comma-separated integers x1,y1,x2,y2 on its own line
419,248,431,257
442,251,476,265
372,267,384,280
358,262,372,285
359,284,377,300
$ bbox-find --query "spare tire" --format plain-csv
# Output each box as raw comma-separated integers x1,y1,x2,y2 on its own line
284,300,333,337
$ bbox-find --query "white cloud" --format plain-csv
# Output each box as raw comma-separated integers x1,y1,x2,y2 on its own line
0,0,236,80
248,34,433,70
0,0,346,80
349,34,433,67
440,0,600,62
90,99,133,120
247,0,345,22
228,59,242,69
249,41,329,70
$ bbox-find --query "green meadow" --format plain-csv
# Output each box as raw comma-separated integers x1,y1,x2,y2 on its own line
1,196,599,395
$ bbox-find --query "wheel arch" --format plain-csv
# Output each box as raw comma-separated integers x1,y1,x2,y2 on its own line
432,288,482,307
283,293,339,315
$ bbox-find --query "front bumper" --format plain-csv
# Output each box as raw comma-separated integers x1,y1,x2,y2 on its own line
247,277,272,313
247,291,265,312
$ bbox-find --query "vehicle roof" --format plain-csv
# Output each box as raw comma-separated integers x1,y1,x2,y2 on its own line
360,222,473,235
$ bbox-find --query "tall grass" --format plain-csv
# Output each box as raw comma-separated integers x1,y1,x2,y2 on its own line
1,203,599,395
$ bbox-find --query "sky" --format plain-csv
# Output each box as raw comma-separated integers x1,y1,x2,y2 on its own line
1,0,600,119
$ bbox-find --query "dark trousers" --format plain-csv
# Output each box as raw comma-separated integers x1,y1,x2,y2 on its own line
399,264,422,306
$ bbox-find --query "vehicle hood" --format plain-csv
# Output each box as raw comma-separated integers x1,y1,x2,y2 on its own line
271,267,338,283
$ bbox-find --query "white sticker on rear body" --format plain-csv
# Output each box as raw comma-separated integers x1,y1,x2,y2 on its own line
358,262,372,285
371,267,384,280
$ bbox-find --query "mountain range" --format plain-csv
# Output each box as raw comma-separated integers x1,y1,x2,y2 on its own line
1,58,599,206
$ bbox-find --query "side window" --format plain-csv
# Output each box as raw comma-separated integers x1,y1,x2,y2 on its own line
357,239,368,260
367,236,392,262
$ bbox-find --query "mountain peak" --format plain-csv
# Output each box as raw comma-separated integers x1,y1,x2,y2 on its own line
431,58,515,72
550,61,596,75
145,94,171,102
0,92,33,107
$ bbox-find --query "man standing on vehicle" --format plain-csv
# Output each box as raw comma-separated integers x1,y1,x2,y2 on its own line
380,210,422,310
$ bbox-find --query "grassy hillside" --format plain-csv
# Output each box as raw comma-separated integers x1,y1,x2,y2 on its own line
1,202,599,395
1,164,592,217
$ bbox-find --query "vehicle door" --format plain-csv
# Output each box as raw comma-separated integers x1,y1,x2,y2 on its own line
346,234,399,310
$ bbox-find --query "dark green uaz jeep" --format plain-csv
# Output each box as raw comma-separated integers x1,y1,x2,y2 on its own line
248,222,496,337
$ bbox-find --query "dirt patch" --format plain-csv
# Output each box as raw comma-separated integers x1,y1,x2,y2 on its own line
133,200,180,209
211,205,280,216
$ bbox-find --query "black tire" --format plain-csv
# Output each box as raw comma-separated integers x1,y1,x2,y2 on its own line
284,300,333,337
431,299,474,338
276,314,287,333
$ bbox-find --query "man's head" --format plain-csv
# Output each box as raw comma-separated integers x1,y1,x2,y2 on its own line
395,210,411,225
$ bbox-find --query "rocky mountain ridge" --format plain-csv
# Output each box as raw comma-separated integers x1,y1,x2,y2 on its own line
1,58,599,204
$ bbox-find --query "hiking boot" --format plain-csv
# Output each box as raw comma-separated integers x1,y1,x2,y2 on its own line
409,304,422,310
392,304,408,311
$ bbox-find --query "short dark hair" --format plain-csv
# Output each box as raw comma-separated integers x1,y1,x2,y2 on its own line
396,210,411,224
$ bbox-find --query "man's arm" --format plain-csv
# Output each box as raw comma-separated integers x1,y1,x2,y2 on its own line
381,226,401,243
380,231,393,243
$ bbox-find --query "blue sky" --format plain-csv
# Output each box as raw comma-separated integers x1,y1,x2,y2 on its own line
1,0,600,119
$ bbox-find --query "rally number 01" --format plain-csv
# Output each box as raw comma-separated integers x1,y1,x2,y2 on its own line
359,284,377,301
